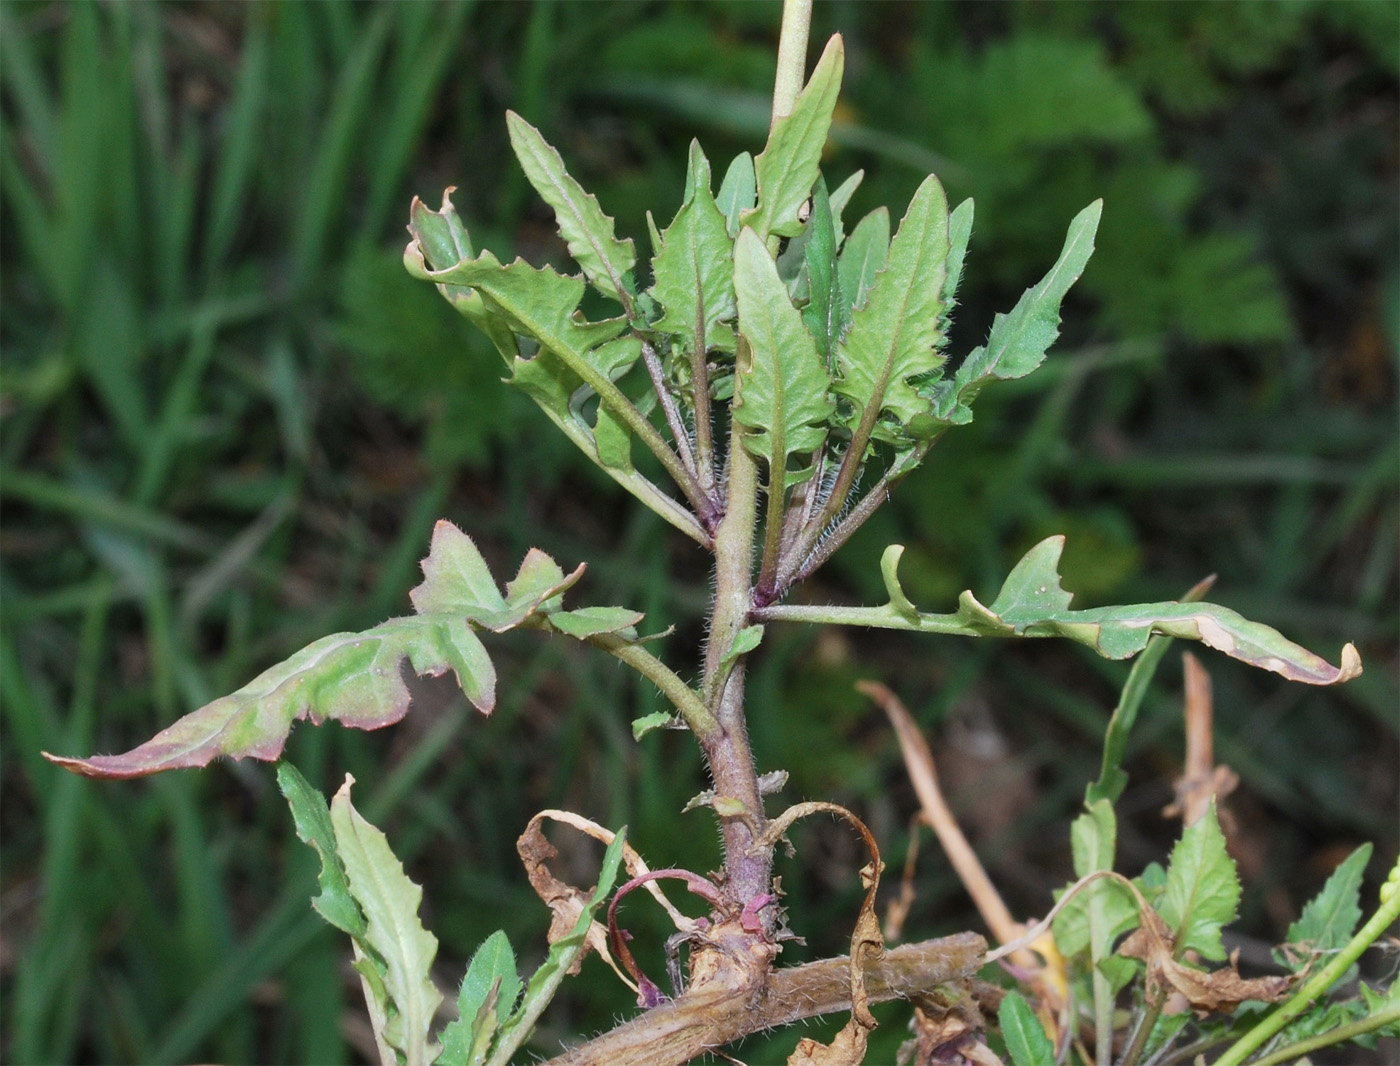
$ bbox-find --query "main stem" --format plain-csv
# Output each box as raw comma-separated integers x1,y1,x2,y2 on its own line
697,0,813,916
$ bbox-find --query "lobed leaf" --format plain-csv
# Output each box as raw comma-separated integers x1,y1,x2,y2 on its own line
331,775,443,1066
277,762,367,938
742,34,844,241
732,227,834,468
834,173,951,442
1158,803,1239,962
958,537,1362,684
43,615,494,778
505,111,635,304
787,535,1363,686
649,140,737,363
43,523,592,778
922,199,1101,429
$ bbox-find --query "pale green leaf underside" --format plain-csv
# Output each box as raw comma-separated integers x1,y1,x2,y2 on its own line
332,776,444,1066
732,226,834,465
506,110,635,303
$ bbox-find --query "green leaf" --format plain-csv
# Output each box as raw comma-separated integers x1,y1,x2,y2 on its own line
940,197,974,332
1053,801,1138,960
548,606,645,641
998,990,1055,1066
732,227,834,468
719,624,764,671
276,762,367,938
505,111,635,304
827,169,864,248
407,192,519,365
1277,843,1372,969
961,537,1362,684
404,247,633,404
834,173,951,441
742,35,844,240
837,207,890,314
924,200,1102,427
438,930,522,1066
331,775,443,1066
1158,803,1239,961
631,710,680,740
486,831,629,1066
800,535,1362,686
649,140,737,363
801,176,849,367
715,151,755,238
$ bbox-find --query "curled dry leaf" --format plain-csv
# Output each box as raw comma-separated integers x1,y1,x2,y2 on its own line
1118,906,1295,1016
518,814,627,984
762,802,885,1066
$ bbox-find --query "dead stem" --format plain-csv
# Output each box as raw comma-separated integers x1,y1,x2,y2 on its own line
542,932,986,1066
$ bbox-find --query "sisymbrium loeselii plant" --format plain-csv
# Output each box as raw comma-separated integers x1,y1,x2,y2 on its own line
45,8,1394,1066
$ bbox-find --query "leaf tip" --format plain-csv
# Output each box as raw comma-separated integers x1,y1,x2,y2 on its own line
1338,642,1363,682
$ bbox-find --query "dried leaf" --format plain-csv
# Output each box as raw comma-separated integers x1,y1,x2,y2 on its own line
1119,908,1294,1016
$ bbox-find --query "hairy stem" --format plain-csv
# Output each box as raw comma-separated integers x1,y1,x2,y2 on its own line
585,631,719,740
694,0,817,912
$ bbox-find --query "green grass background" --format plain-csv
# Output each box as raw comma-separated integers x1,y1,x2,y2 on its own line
1,2,1395,1062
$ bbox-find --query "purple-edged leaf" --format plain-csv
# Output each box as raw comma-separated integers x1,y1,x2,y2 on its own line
842,536,1361,686
950,537,1362,684
43,615,495,778
411,521,583,633
44,527,590,779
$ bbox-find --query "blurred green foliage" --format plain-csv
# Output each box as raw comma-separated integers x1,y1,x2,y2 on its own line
1,2,1394,1063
